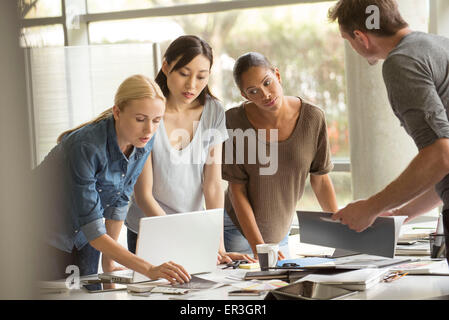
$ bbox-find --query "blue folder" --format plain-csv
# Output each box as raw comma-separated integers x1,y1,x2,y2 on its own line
276,257,334,268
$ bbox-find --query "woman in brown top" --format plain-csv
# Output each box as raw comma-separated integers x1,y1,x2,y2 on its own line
222,52,339,259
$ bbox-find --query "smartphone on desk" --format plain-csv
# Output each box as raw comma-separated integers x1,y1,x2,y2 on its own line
397,240,417,245
228,289,262,296
83,282,127,293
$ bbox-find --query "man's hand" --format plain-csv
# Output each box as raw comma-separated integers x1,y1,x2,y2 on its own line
332,199,380,232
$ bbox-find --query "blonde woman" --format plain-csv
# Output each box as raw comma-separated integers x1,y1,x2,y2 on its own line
36,74,191,284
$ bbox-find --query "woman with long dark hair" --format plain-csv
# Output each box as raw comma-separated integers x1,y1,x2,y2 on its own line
125,36,254,263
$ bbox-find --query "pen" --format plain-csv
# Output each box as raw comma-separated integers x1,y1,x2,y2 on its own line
412,227,434,230
394,272,408,281
384,272,408,282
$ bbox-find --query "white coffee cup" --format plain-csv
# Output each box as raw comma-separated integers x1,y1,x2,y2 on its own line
256,244,279,271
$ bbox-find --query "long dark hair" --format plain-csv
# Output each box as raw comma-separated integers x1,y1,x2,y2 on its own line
155,35,216,105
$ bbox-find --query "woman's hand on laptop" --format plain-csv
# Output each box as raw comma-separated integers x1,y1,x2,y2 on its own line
147,261,191,284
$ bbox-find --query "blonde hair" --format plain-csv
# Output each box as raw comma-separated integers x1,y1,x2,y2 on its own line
57,74,165,143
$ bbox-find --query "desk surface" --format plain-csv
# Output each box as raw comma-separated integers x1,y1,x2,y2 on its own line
41,216,449,301
40,260,449,301
40,268,262,301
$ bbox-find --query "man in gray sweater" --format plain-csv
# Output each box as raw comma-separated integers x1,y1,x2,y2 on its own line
329,0,449,263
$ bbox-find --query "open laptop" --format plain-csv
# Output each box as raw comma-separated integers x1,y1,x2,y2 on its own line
99,209,223,284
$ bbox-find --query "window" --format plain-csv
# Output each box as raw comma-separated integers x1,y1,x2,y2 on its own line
86,0,239,14
23,0,352,211
88,1,351,209
89,18,184,44
300,172,353,210
87,0,154,13
20,24,65,47
26,44,158,164
21,0,62,19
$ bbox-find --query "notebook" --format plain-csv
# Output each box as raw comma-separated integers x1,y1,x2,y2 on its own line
100,209,223,283
389,259,449,275
302,256,412,270
299,268,390,291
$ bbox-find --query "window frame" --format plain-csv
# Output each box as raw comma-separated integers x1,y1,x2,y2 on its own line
20,0,351,172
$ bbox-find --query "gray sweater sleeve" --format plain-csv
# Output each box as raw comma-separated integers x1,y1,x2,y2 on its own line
382,54,449,150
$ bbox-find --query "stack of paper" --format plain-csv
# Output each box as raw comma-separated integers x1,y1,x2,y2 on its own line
290,234,336,257
38,280,70,294
389,260,449,275
127,279,171,293
232,279,289,291
298,268,389,291
395,242,430,256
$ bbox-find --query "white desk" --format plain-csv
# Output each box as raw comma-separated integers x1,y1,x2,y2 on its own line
40,260,449,301
41,216,449,301
40,268,263,300
346,273,449,300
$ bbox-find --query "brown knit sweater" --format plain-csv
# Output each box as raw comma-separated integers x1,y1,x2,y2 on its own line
222,99,333,243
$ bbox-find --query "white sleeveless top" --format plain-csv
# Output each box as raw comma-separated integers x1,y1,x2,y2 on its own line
125,97,228,233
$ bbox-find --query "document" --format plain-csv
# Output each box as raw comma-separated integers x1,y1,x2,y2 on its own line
389,259,449,275
276,257,334,268
298,268,389,291
395,241,430,256
297,211,407,258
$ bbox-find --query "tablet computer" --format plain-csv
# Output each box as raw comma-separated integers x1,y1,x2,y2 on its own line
82,282,127,293
266,281,357,300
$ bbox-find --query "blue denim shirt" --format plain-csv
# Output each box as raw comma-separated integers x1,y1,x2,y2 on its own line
36,116,154,253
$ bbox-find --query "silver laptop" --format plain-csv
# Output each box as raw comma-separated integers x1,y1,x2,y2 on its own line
99,209,223,283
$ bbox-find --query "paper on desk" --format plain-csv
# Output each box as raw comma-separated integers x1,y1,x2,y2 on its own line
231,280,289,291
398,216,437,241
289,235,336,257
200,269,248,283
389,259,449,274
38,280,70,294
395,241,431,255
276,257,334,267
297,211,407,258
298,268,389,291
